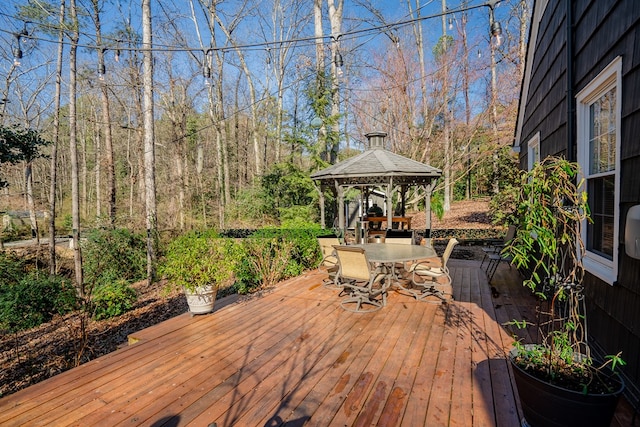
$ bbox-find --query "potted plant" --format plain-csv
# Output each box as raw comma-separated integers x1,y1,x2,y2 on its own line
160,230,239,315
503,156,625,427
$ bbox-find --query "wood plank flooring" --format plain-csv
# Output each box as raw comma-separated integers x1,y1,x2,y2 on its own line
0,259,633,426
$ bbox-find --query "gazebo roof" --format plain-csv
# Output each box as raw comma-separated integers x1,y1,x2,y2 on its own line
310,131,441,233
310,143,441,187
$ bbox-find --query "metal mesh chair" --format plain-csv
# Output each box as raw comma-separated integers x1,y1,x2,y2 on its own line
317,237,340,286
481,225,516,269
385,229,415,243
383,230,414,273
408,238,459,303
334,246,388,313
480,225,516,283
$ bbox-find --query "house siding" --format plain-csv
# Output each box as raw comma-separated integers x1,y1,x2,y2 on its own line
518,0,640,402
519,0,568,167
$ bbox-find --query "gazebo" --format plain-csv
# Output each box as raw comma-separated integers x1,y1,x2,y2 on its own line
310,131,442,239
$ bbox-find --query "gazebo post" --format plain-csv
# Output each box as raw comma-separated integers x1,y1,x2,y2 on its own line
386,180,393,231
336,182,345,238
318,185,326,229
424,182,436,234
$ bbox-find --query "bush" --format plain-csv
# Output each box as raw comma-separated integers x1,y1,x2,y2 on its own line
431,192,445,221
0,271,77,332
92,279,137,320
159,230,241,293
0,252,24,284
82,228,147,287
233,228,322,293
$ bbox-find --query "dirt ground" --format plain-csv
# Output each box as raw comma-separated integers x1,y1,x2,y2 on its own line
410,198,494,230
0,199,496,398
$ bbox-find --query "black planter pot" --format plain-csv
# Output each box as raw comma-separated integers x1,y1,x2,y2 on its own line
510,347,624,427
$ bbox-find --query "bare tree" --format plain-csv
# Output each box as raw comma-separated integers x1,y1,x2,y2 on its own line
406,0,435,164
257,0,310,163
14,77,54,244
192,0,229,228
212,2,263,177
158,71,191,230
69,0,84,295
142,0,157,284
91,0,116,226
49,0,65,274
327,0,343,164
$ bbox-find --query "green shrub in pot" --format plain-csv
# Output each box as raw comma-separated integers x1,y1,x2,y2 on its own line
502,156,625,427
160,230,240,313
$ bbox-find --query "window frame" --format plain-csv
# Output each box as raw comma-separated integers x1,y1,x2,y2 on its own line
575,56,622,285
527,132,541,171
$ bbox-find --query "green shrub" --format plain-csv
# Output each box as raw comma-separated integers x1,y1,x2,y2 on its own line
0,252,24,285
239,235,294,291
431,192,445,221
0,272,77,332
92,280,137,320
159,230,241,292
82,228,147,287
233,228,322,293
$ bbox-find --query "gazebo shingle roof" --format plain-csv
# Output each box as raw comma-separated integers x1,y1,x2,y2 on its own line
310,147,442,186
310,131,441,232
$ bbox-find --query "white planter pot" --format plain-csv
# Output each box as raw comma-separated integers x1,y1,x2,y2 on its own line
184,285,217,314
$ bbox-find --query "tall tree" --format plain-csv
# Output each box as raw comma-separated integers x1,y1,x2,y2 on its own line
69,0,84,296
327,0,343,164
192,0,229,228
49,0,65,273
441,0,452,212
407,0,434,164
142,0,157,284
213,2,262,177
91,0,116,226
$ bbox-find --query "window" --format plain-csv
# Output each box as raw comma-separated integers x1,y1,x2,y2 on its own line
527,132,540,170
576,57,621,285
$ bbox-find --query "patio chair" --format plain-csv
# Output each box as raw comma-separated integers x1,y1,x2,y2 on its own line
334,246,388,313
480,225,516,269
408,237,459,303
485,250,514,284
385,229,415,244
384,229,414,272
419,229,433,248
317,236,340,286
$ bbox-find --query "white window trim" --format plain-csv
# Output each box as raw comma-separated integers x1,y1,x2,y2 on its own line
527,132,541,171
575,56,622,285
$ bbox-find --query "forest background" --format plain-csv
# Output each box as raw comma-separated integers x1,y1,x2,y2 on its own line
0,0,529,272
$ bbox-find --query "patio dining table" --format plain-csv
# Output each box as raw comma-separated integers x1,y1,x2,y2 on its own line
351,243,438,299
352,242,436,265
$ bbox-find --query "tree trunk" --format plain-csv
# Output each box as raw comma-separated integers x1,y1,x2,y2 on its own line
49,0,65,275
313,0,328,161
408,0,432,164
328,0,343,164
25,162,38,242
92,0,116,226
142,0,157,285
213,16,261,177
69,0,84,296
490,15,499,195
441,0,451,212
93,109,101,218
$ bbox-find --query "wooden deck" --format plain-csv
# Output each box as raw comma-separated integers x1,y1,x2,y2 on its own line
0,259,634,426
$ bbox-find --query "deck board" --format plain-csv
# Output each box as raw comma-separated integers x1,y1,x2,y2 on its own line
1,259,633,426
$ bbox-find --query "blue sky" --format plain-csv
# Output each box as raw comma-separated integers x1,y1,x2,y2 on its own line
0,0,515,137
